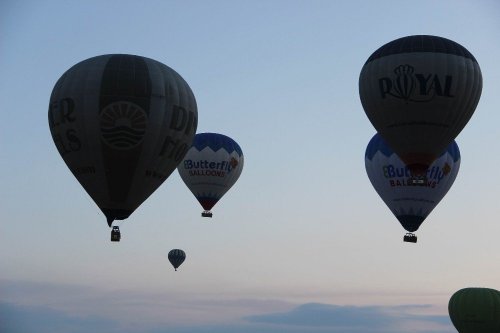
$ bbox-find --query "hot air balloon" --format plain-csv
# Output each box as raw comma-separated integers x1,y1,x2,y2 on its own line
365,133,460,242
359,35,481,182
49,54,198,236
449,287,500,333
178,133,243,217
168,249,186,271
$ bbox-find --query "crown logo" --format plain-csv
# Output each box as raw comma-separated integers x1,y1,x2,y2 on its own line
392,64,416,102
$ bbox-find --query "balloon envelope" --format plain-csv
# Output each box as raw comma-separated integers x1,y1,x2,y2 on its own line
49,54,197,226
178,133,244,214
365,133,460,232
359,35,481,172
168,249,186,271
449,287,500,333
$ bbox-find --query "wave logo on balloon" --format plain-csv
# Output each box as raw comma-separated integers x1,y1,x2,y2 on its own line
379,64,454,103
100,102,147,150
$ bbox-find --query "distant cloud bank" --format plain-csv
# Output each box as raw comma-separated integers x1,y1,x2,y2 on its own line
246,302,453,332
1,279,455,333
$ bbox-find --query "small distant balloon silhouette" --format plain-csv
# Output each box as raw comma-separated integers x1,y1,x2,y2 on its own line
168,249,186,271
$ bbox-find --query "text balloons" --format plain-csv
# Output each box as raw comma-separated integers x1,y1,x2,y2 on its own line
49,54,197,226
178,133,243,217
168,249,186,271
359,35,481,173
449,287,500,333
365,133,459,235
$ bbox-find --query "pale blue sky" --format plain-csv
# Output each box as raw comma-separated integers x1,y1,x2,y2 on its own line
1,1,500,332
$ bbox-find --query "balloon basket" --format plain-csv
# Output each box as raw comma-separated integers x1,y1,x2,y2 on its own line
403,233,417,243
202,211,213,218
111,226,121,242
408,176,427,186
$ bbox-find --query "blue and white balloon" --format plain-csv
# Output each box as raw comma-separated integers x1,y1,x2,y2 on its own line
365,133,460,233
178,133,243,217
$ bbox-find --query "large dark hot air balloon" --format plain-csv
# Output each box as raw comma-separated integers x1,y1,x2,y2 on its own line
449,287,500,333
49,54,197,229
359,35,482,178
168,249,186,271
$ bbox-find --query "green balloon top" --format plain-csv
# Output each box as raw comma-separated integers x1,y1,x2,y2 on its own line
448,287,500,333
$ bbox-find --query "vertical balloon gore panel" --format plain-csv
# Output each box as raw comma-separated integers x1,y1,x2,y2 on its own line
49,54,197,225
98,55,151,207
49,57,109,216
